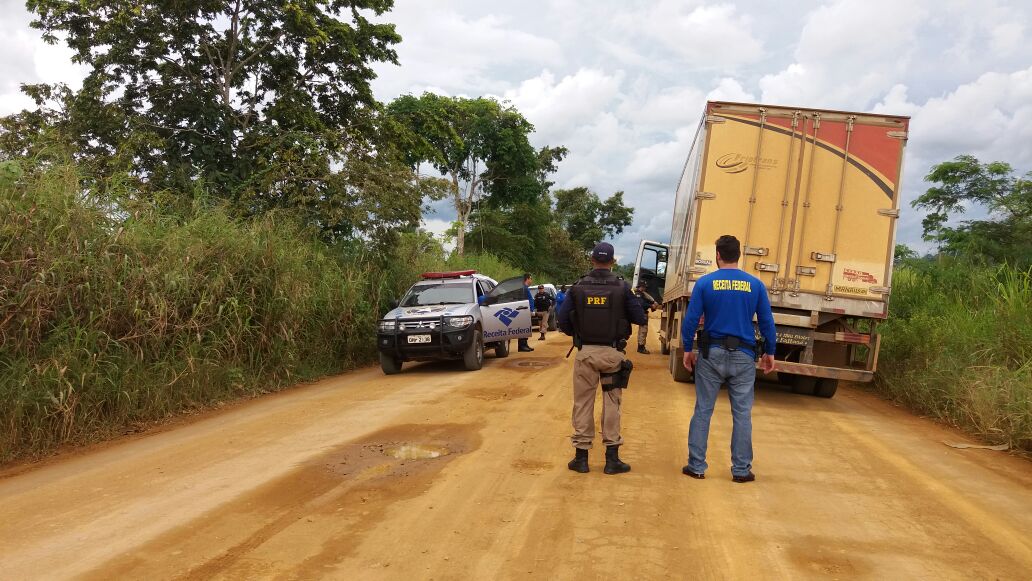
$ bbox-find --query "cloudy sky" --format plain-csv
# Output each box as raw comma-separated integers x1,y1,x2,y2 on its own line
3,0,1031,258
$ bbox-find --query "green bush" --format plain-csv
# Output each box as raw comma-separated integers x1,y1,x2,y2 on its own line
0,162,519,462
876,259,1032,451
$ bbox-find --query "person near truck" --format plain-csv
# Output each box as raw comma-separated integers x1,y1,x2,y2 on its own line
681,235,776,483
518,273,535,353
556,285,567,311
534,285,554,340
559,242,647,475
634,280,660,354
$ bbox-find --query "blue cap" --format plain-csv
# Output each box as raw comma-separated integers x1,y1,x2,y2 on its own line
591,242,615,263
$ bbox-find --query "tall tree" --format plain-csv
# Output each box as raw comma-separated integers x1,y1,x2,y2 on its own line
19,0,409,236
915,155,1032,265
554,187,634,250
386,93,546,255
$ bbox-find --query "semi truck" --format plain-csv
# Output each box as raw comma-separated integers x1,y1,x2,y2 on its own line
633,101,910,398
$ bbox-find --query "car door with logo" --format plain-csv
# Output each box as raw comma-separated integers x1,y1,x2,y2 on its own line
480,276,533,342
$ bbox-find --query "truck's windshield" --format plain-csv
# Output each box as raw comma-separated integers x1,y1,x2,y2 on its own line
401,282,475,307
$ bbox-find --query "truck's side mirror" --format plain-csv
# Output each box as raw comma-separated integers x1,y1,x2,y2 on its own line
389,299,399,309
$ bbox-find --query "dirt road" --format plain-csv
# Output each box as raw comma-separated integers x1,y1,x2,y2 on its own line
2,332,1031,580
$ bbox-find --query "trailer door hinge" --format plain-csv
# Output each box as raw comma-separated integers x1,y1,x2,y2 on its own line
887,130,908,140
870,286,891,294
811,252,836,263
696,191,716,200
755,262,780,273
796,266,816,276
877,208,901,218
688,267,709,274
743,246,769,256
705,115,727,124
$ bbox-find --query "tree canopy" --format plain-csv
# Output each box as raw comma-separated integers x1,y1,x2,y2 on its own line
915,155,1032,266
554,187,635,251
386,93,560,255
8,0,441,241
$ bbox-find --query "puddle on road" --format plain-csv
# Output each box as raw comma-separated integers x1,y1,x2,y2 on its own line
382,444,450,460
504,357,561,370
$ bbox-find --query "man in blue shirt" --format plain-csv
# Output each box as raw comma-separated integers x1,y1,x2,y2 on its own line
518,273,536,352
680,235,776,483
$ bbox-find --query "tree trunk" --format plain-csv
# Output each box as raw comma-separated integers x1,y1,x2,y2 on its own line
452,174,465,256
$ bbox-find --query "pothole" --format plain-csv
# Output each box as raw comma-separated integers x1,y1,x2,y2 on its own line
382,444,450,460
516,360,550,368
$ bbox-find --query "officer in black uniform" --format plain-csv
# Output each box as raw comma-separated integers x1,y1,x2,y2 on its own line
558,242,648,474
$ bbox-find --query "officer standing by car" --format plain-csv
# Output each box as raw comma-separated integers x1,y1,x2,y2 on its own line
559,242,647,475
634,280,660,354
534,285,553,341
518,273,535,353
680,235,777,483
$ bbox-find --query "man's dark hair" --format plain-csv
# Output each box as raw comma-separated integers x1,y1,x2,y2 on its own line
715,235,741,263
523,273,532,282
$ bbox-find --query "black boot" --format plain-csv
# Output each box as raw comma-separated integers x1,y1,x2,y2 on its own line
604,445,631,474
637,345,649,354
568,448,589,473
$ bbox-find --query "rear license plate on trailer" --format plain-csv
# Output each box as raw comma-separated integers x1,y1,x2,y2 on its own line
407,335,432,344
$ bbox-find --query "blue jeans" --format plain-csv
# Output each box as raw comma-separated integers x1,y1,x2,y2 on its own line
687,346,756,477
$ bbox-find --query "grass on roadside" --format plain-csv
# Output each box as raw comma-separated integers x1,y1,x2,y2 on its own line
876,259,1032,451
0,161,520,463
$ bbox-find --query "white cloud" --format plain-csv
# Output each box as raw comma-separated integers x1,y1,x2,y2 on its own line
760,0,928,108
635,1,765,70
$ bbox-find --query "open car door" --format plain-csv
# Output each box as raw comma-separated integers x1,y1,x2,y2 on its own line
632,240,669,303
480,276,533,342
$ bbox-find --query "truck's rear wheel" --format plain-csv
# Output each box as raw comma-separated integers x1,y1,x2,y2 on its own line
814,378,839,398
463,330,484,371
671,347,694,383
494,339,510,358
787,375,817,395
380,353,403,375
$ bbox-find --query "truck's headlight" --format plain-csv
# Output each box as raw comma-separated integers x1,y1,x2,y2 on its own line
378,319,397,332
445,315,474,328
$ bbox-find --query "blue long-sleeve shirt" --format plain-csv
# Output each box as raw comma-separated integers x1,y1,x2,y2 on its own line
524,285,535,312
681,268,776,358
559,270,647,336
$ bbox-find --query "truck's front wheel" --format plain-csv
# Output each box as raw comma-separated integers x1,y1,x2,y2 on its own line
380,353,403,375
463,329,484,371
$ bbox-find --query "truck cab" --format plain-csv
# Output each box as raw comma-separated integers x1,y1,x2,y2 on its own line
376,271,533,374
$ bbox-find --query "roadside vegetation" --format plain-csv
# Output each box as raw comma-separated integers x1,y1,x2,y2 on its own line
0,160,524,462
877,156,1031,452
877,261,1031,451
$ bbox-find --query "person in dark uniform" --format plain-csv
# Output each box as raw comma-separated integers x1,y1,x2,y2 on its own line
634,280,660,354
558,242,647,475
534,284,554,340
681,235,777,483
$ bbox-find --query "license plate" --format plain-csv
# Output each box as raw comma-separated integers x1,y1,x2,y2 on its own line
407,334,432,344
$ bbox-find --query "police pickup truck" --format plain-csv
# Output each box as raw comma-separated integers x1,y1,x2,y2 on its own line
376,270,534,375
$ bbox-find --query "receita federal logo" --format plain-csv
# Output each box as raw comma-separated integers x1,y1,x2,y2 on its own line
715,153,778,174
493,307,520,326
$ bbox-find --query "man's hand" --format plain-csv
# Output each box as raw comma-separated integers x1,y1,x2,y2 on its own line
651,302,660,311
760,354,776,374
683,350,697,372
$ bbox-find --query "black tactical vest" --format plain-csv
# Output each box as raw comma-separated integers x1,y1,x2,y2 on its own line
571,270,629,345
